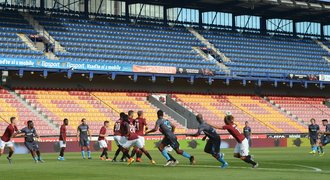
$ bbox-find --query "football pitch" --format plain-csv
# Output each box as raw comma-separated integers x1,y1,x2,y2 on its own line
1,147,329,180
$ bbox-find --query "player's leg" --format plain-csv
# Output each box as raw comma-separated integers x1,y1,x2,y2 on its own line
0,140,5,156
86,140,91,159
211,139,228,168
233,142,241,158
121,140,135,165
99,140,111,161
35,142,44,163
25,142,38,162
309,138,317,154
171,138,195,165
80,142,86,159
239,139,258,168
7,142,15,164
58,141,66,160
136,138,155,164
158,138,172,164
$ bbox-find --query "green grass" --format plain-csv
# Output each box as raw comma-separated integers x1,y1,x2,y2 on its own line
1,147,329,180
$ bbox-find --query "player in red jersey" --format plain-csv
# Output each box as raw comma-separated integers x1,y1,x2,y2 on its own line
214,114,258,168
0,117,19,164
112,112,128,162
98,121,111,161
121,114,155,165
130,111,148,162
58,118,68,161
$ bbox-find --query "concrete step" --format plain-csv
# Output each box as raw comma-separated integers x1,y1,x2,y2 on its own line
17,33,38,51
9,88,59,132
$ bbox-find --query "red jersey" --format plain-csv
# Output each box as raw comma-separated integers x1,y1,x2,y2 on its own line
223,124,245,143
123,121,139,140
133,118,147,136
1,124,18,142
129,118,134,124
98,126,107,140
113,119,122,136
59,125,67,141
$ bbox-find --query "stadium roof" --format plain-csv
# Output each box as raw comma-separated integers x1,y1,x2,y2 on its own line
131,0,330,24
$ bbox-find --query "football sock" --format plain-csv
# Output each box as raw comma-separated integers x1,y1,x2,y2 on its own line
217,153,227,165
59,148,65,157
182,151,191,159
320,147,324,153
161,149,171,161
113,147,121,160
243,155,257,165
103,148,109,159
137,151,143,159
168,153,176,161
8,150,13,158
142,150,153,160
130,148,137,157
87,151,91,158
81,151,85,158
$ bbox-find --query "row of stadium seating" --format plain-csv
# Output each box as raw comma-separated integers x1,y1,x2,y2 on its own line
201,30,330,76
0,87,57,135
2,87,329,135
33,14,221,71
173,94,307,133
0,10,46,59
267,96,330,124
16,90,187,135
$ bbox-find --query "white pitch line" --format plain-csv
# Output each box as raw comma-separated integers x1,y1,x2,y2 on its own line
153,163,323,173
264,162,322,172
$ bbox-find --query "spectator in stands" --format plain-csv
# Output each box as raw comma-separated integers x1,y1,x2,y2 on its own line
243,121,252,147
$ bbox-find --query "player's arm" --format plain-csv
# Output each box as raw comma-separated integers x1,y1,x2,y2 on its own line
88,129,92,140
210,124,224,130
171,123,176,133
76,128,80,142
145,123,159,135
187,128,201,137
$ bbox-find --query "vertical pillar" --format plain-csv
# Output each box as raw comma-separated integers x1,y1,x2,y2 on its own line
260,17,267,35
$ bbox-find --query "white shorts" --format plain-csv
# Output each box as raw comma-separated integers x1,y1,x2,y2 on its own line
98,140,108,148
234,138,249,156
59,141,66,148
138,136,145,146
122,138,144,149
0,140,14,149
114,136,127,146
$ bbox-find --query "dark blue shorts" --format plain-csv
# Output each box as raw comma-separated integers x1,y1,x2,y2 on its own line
24,141,39,151
321,136,330,146
79,139,90,147
310,137,318,145
161,136,180,150
204,137,221,155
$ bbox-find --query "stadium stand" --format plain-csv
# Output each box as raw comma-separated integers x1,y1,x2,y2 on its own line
16,89,187,135
0,87,56,135
0,10,46,59
267,96,330,124
31,14,220,71
201,30,330,77
173,94,307,133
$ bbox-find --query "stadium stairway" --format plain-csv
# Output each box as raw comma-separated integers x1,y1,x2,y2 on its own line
20,12,66,53
9,88,59,133
17,33,38,51
314,39,330,53
187,27,232,63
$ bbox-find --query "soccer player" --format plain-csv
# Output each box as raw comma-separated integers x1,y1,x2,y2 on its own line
19,120,44,163
243,121,252,147
130,110,148,162
146,110,195,166
120,114,155,165
58,118,68,161
98,121,111,161
308,118,319,154
213,114,258,168
0,117,19,164
318,119,330,156
77,118,92,159
188,114,228,168
112,112,127,162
